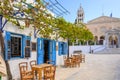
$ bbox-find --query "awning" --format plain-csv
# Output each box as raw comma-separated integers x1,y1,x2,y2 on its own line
0,55,7,76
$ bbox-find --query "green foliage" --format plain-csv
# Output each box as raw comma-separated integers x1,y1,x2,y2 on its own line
54,17,93,43
0,0,93,41
0,0,55,38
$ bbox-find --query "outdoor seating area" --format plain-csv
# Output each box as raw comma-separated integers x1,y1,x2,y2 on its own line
64,53,85,68
19,60,56,80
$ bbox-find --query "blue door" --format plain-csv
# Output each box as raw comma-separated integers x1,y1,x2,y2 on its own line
52,40,56,65
48,40,56,65
37,38,44,64
49,40,53,63
58,42,62,56
63,42,68,55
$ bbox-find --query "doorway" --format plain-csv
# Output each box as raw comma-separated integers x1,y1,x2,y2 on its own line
109,35,118,48
44,40,49,63
37,38,56,65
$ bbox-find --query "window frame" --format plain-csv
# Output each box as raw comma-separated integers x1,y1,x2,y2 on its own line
10,34,23,58
32,42,37,51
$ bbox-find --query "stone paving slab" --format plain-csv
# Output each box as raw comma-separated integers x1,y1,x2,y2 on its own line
55,54,120,80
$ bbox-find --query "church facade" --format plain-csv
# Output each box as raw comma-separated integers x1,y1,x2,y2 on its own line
75,5,120,48
86,16,120,48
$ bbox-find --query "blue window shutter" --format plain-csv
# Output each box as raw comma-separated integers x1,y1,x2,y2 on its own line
64,42,68,55
22,35,26,58
5,31,11,60
37,38,44,64
49,40,52,63
61,42,64,55
63,42,65,55
22,36,31,58
58,42,62,56
25,36,31,58
67,42,69,55
52,40,56,65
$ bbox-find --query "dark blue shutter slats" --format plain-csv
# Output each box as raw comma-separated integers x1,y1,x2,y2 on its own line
22,35,31,58
58,42,62,55
25,36,31,58
49,40,52,63
66,42,68,55
37,38,44,64
5,31,11,60
63,42,66,55
64,42,68,55
58,41,68,55
52,40,56,65
22,35,26,58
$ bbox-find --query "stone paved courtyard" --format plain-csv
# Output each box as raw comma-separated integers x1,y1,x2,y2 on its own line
55,54,120,80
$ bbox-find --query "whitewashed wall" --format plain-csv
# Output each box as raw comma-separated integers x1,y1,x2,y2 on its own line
56,51,64,66
56,42,66,66
2,22,66,80
69,45,106,55
2,22,37,80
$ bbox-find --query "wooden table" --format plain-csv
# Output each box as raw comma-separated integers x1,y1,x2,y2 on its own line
32,64,52,80
32,64,52,69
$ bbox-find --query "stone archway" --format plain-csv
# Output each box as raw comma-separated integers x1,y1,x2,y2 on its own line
108,35,118,48
105,29,120,48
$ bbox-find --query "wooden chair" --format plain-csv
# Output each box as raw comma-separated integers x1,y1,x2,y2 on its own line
75,56,81,67
79,54,83,63
44,66,56,80
30,60,42,80
30,60,37,69
70,56,77,67
19,62,34,80
32,67,42,80
82,54,85,63
51,66,56,80
64,58,71,67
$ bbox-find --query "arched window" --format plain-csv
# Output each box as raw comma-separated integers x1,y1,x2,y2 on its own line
100,36,105,40
99,36,105,45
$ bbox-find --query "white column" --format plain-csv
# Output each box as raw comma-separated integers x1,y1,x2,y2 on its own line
87,41,89,45
105,33,108,48
94,41,96,45
72,42,74,46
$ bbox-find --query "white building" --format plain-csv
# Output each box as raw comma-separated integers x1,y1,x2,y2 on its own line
0,0,68,80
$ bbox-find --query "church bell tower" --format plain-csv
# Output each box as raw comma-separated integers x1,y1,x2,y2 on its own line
75,5,84,24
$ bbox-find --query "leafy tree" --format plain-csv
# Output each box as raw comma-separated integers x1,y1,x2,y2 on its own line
0,0,56,79
55,17,93,43
0,0,56,38
54,17,93,56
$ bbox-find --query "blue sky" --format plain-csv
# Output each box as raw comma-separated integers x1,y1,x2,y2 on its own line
57,0,120,23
